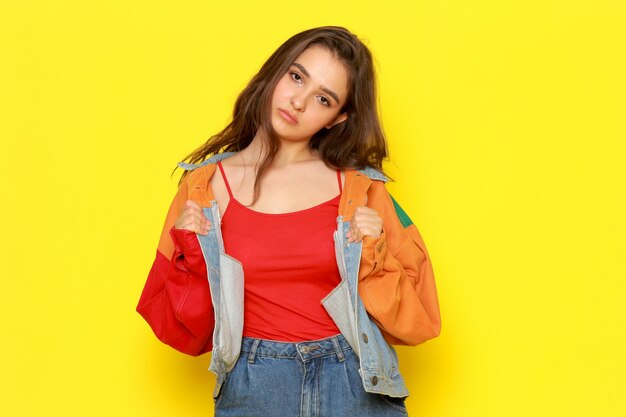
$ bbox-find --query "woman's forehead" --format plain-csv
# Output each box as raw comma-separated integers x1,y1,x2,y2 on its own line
291,45,349,100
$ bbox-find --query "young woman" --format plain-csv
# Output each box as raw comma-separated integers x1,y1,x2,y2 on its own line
137,26,441,417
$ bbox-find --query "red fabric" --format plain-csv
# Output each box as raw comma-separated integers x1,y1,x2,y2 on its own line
217,161,343,341
137,161,441,355
136,227,214,356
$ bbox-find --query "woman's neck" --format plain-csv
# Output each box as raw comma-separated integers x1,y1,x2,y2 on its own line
241,133,320,168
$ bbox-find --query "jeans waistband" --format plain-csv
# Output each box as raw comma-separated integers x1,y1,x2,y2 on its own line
240,333,351,363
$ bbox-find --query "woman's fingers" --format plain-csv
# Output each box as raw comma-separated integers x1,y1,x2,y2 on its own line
347,206,382,242
174,200,212,234
177,208,206,226
176,216,211,234
184,199,203,211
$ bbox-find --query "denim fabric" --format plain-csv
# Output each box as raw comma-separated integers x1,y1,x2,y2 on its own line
214,334,408,417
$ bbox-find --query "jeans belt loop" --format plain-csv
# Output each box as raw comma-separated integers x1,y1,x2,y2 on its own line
331,335,345,362
248,339,261,364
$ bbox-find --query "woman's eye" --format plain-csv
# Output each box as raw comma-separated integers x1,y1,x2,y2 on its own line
318,96,330,106
290,72,302,83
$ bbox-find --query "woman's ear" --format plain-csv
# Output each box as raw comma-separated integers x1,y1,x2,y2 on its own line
325,112,348,129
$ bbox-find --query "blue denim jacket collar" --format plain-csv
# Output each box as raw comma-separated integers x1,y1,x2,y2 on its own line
177,151,390,182
177,152,409,398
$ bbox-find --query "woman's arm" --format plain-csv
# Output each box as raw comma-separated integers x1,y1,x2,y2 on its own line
136,171,215,356
357,181,441,346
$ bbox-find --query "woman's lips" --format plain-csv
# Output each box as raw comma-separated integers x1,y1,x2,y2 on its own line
278,109,298,124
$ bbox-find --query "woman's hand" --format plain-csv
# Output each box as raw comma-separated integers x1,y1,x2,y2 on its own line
346,205,383,243
174,200,212,235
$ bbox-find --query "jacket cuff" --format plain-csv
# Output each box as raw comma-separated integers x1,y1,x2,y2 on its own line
360,228,386,279
170,226,201,254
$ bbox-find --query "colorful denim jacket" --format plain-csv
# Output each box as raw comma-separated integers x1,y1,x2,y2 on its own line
137,151,441,398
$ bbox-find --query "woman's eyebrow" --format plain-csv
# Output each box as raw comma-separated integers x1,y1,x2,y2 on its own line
291,63,341,105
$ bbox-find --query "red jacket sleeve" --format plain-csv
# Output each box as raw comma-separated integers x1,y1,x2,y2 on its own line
136,171,215,356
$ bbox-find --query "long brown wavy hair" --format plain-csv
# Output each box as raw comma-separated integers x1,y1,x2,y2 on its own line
174,26,390,204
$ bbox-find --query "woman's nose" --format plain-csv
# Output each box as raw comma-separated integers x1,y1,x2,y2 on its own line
290,93,306,112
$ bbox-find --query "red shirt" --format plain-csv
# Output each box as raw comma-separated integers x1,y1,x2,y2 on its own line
217,161,343,341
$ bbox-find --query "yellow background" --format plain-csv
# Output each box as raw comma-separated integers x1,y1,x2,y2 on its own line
1,1,625,416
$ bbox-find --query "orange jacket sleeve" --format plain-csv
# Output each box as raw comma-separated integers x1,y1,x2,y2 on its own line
136,170,215,356
358,181,441,346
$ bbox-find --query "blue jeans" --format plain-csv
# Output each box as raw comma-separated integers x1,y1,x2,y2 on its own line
214,334,408,417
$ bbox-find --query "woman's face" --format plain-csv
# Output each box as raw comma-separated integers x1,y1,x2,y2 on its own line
270,45,349,143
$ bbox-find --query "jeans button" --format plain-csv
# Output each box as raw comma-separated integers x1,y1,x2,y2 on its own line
371,376,378,386
362,333,368,343
300,346,310,354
